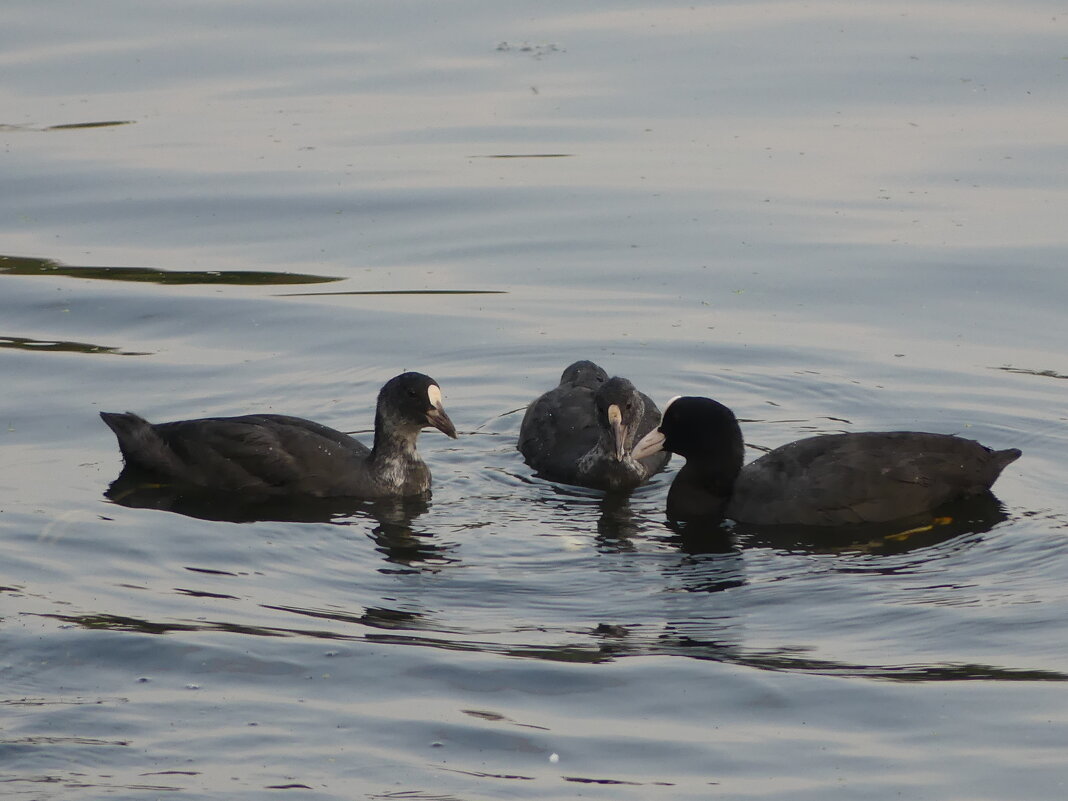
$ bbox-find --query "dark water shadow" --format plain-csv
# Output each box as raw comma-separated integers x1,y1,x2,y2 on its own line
276,288,507,297
0,253,341,285
363,499,461,572
731,491,1011,557
0,120,135,132
510,465,680,552
637,493,1013,601
34,604,1068,682
46,120,135,131
657,517,739,556
90,475,1041,681
471,152,573,158
259,604,434,635
630,637,1068,683
648,491,1011,558
104,467,391,523
594,493,643,551
992,365,1068,381
103,467,457,570
0,334,150,356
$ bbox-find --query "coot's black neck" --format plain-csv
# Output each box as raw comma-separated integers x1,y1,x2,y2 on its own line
663,403,745,521
666,454,741,521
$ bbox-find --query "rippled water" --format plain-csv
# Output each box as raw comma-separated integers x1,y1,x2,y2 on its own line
4,2,1068,799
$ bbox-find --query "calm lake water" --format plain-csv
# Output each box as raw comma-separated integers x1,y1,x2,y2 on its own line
3,2,1068,799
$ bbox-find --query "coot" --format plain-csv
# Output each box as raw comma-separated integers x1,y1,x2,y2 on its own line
632,395,1020,524
518,360,670,490
101,371,457,498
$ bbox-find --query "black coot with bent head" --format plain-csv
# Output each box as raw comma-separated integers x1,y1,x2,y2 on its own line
518,360,670,491
632,395,1020,525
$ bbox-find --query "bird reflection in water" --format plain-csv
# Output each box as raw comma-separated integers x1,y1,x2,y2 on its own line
594,493,643,551
647,491,1011,597
587,494,1012,669
104,467,457,570
651,488,1009,557
365,496,458,572
729,490,1011,557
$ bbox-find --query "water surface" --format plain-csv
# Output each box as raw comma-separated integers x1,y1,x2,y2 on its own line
3,2,1068,799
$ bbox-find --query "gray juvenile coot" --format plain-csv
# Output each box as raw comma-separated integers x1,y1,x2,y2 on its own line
100,371,457,498
631,395,1021,525
518,360,670,491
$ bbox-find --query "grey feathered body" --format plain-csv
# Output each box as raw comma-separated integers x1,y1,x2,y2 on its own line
100,412,430,498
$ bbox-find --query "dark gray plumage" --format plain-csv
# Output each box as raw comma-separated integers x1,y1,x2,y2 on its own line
100,372,457,498
518,360,670,491
632,395,1021,525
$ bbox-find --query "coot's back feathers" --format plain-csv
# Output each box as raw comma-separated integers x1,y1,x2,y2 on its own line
101,412,371,495
559,359,609,390
100,372,456,499
730,430,1020,526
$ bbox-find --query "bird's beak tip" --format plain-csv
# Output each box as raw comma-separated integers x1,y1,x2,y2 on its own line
632,428,666,461
427,406,458,439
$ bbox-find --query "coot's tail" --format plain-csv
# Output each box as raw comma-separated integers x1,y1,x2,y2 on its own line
100,411,147,451
987,447,1022,486
100,411,175,474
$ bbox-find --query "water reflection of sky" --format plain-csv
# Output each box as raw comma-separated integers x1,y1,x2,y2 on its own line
3,2,1068,799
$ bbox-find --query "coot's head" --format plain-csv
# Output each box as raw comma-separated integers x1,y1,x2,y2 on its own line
560,360,608,390
632,396,740,462
378,372,457,439
594,376,646,461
